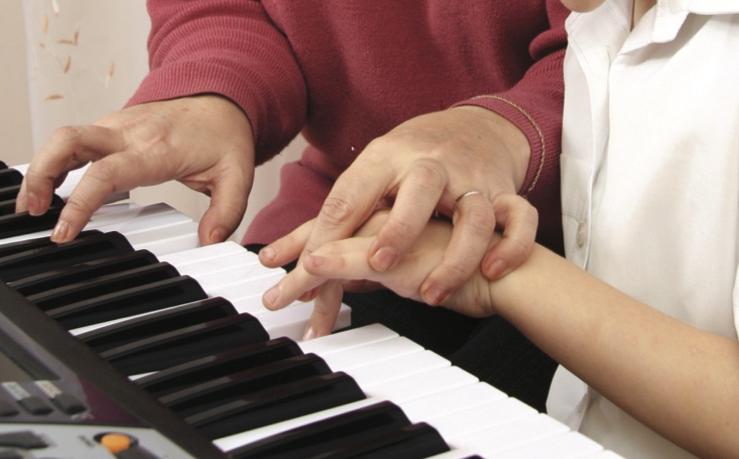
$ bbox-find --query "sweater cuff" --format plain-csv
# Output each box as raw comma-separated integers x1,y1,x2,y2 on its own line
453,95,547,197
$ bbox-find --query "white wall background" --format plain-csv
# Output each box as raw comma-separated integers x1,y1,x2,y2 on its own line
0,0,33,166
2,0,303,242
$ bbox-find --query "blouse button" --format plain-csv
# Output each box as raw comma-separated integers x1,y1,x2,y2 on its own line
576,221,588,248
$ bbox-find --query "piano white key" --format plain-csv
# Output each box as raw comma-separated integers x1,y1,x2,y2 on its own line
120,221,199,245
298,323,397,356
132,232,200,256
366,366,477,402
205,271,283,299
347,350,450,388
255,301,352,341
450,413,569,456
582,450,625,458
495,431,603,459
213,397,384,452
13,163,129,202
195,265,284,291
225,293,271,316
401,381,506,423
106,207,184,235
158,241,246,267
319,336,423,371
171,252,260,278
426,449,480,459
430,397,537,440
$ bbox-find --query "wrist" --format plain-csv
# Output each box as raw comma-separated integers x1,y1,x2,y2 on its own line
452,106,530,191
485,243,548,320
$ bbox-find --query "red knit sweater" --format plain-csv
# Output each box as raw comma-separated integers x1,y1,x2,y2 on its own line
129,0,568,251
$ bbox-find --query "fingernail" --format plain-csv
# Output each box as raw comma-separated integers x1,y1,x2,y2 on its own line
51,220,70,242
260,246,276,262
27,192,42,216
302,326,316,341
209,227,226,244
423,285,448,306
485,259,507,279
263,284,281,308
370,246,397,272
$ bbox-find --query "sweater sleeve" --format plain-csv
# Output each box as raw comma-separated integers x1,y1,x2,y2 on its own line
127,0,307,164
455,0,568,252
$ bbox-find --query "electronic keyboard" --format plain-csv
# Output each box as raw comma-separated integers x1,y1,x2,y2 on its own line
0,161,620,458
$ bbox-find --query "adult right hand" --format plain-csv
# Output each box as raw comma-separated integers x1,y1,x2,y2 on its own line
16,95,256,244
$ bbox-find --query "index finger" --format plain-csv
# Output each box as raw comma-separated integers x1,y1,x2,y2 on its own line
19,125,126,216
305,160,390,254
51,149,170,242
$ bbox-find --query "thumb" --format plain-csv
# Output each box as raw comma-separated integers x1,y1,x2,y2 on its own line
198,170,251,244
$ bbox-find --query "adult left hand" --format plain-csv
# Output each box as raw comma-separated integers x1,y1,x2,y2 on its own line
260,106,538,338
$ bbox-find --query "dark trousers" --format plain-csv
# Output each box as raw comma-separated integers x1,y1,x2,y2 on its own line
246,244,556,412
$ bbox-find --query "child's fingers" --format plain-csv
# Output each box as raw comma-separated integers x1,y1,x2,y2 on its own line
259,218,315,267
303,237,375,280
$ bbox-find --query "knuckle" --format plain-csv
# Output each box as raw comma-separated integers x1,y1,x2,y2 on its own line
380,218,416,246
506,237,533,261
313,304,335,317
464,205,495,236
53,125,82,145
441,261,471,283
318,195,355,227
87,161,117,183
63,195,95,216
410,158,447,189
526,203,539,225
395,282,418,299
363,135,392,155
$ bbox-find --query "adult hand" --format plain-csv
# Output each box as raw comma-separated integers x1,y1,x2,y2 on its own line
260,106,538,338
17,95,255,244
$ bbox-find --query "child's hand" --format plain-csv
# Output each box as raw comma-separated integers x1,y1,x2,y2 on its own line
302,211,499,318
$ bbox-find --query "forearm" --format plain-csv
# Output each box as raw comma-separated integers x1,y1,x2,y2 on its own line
489,245,739,458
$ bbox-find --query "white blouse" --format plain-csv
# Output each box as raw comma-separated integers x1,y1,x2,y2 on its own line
549,1,739,457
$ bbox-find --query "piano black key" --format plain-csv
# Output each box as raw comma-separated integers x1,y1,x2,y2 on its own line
228,401,449,459
185,372,365,440
28,262,181,310
46,275,207,329
0,184,21,201
347,423,450,459
0,207,63,241
0,168,23,188
0,199,16,216
161,354,332,416
8,250,159,297
0,229,100,259
98,313,270,376
0,231,133,281
136,338,303,398
0,194,63,216
78,297,238,353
